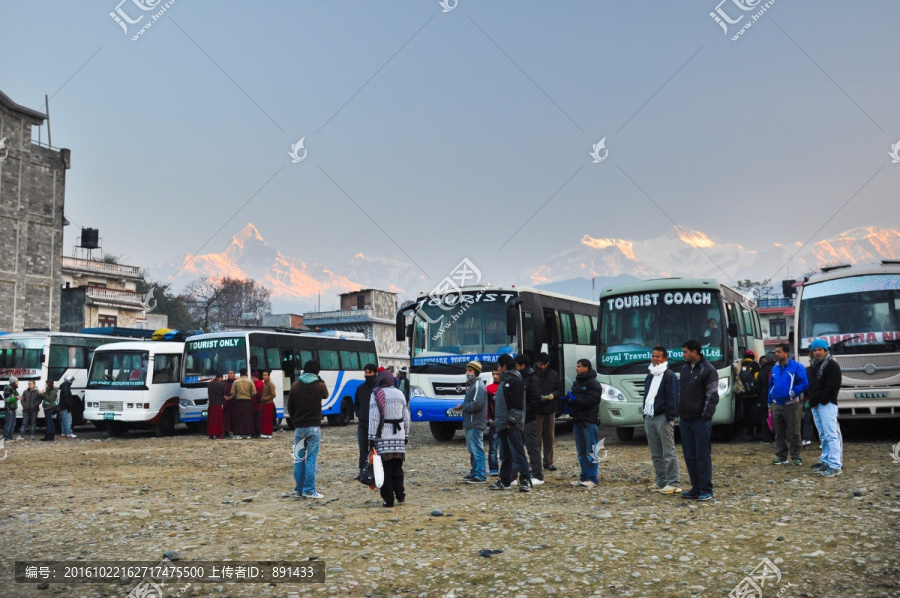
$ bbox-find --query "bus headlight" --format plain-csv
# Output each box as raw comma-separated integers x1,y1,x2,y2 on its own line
179,399,195,407
718,378,730,396
600,383,627,402
410,386,426,398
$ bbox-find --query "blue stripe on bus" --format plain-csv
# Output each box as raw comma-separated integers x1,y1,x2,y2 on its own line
323,370,345,410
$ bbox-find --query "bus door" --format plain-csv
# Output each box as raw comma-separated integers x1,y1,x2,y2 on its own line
542,308,564,379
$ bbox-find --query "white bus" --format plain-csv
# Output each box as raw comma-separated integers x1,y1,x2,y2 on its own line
83,341,185,436
180,329,378,429
395,287,599,441
0,331,143,428
794,261,900,420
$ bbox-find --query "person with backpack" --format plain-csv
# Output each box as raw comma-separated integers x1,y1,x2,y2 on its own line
736,351,760,437
643,346,681,494
368,369,410,507
3,376,20,442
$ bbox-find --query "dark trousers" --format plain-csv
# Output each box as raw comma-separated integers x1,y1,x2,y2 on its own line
535,412,555,468
380,457,405,506
45,410,56,437
802,406,817,442
357,424,368,472
680,418,713,496
223,400,233,435
498,427,530,486
523,420,543,480
487,424,499,472
773,402,802,460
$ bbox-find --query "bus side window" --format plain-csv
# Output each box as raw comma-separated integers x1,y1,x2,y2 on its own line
340,351,360,370
575,314,591,345
560,313,575,344
250,346,267,371
267,348,280,372
319,350,339,371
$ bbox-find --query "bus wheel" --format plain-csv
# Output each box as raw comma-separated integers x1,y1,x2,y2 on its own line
155,409,176,437
339,398,354,426
430,422,457,441
615,427,634,442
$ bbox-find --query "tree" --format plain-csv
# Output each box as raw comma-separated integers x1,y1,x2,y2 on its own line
137,276,201,331
184,276,272,331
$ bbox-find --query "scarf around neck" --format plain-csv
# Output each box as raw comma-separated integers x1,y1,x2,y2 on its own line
643,362,668,417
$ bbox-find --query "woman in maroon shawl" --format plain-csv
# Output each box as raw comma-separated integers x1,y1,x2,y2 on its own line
206,372,225,439
251,371,263,438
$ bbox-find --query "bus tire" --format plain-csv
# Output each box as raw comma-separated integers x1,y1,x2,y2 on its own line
615,427,634,442
339,398,354,426
430,421,457,442
155,408,176,437
326,414,341,426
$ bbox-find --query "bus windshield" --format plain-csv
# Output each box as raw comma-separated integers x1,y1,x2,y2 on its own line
412,301,516,364
183,337,248,384
799,274,900,354
599,289,725,370
87,351,149,389
0,337,44,379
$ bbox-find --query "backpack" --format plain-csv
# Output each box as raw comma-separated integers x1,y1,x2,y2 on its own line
738,366,757,395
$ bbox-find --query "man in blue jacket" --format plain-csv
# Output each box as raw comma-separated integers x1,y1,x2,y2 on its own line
768,343,809,465
643,346,681,495
677,340,719,501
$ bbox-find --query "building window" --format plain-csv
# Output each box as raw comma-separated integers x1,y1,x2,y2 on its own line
98,315,117,327
769,318,786,337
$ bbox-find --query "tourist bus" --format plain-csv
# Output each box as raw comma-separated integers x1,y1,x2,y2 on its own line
0,330,145,428
83,340,185,436
596,278,764,441
180,329,378,429
395,287,599,441
794,261,900,420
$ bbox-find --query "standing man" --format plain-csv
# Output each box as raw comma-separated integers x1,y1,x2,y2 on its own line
643,346,681,494
40,380,58,441
457,361,487,484
223,370,236,437
206,372,225,439
3,376,19,442
570,359,602,488
736,350,760,437
516,354,544,486
397,368,409,398
354,363,378,481
534,353,562,472
756,353,776,442
21,381,42,440
807,339,843,477
230,369,255,439
288,360,329,499
768,343,808,466
260,371,277,439
58,375,76,439
489,354,531,492
485,370,500,476
677,340,719,501
251,371,263,438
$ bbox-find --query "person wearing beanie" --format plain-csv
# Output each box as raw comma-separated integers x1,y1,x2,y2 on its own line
456,361,487,483
807,339,843,477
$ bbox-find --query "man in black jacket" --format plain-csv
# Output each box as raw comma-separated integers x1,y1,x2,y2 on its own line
535,353,562,471
489,354,531,493
643,346,681,494
808,339,843,477
569,359,602,488
516,354,543,485
354,364,378,481
677,340,719,501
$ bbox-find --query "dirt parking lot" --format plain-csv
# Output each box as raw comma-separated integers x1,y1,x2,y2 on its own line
1,419,898,598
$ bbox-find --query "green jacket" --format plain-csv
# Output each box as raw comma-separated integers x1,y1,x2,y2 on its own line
42,388,58,411
3,384,19,410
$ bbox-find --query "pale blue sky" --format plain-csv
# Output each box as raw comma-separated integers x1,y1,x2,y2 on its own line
3,1,898,290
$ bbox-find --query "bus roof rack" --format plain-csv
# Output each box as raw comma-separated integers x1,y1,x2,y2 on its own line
820,263,852,273
80,327,155,338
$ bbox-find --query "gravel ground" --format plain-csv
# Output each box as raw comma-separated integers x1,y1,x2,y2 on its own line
1,419,898,598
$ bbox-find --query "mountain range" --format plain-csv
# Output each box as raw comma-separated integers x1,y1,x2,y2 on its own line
150,224,900,311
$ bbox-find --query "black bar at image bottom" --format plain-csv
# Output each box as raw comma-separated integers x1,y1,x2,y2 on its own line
15,561,326,583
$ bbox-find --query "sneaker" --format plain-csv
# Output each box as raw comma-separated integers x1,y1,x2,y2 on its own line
302,492,325,499
462,475,476,481
530,478,545,486
579,480,597,488
648,484,664,491
465,478,486,484
792,458,803,466
681,491,699,499
15,436,23,441
697,493,714,502
802,440,812,446
814,462,828,473
489,470,499,477
658,485,682,495
772,458,790,465
260,434,272,439
68,434,77,439
570,480,584,486
489,481,510,491
820,467,843,477
518,481,531,493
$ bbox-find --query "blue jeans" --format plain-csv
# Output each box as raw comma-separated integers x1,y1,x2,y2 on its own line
573,421,599,484
812,403,842,470
680,419,713,496
60,410,73,436
487,424,499,472
293,427,321,495
465,428,487,480
22,412,37,437
3,409,15,440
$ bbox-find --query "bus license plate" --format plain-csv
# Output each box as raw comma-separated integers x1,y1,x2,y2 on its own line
103,413,115,420
445,409,463,418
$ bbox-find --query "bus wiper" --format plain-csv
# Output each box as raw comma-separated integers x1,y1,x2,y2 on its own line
830,334,865,350
610,359,651,374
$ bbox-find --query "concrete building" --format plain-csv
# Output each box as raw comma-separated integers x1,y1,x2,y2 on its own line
0,89,71,331
303,289,409,369
758,297,794,354
60,254,167,331
261,313,305,329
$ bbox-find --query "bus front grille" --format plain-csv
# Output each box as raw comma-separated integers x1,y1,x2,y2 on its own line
98,401,124,412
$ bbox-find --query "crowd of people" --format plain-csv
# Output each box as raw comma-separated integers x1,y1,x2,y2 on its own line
2,374,77,442
205,369,278,439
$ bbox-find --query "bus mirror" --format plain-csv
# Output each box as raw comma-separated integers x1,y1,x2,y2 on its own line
40,353,46,363
728,322,738,338
396,313,406,341
590,330,599,345
788,330,794,344
506,307,517,337
406,323,413,340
